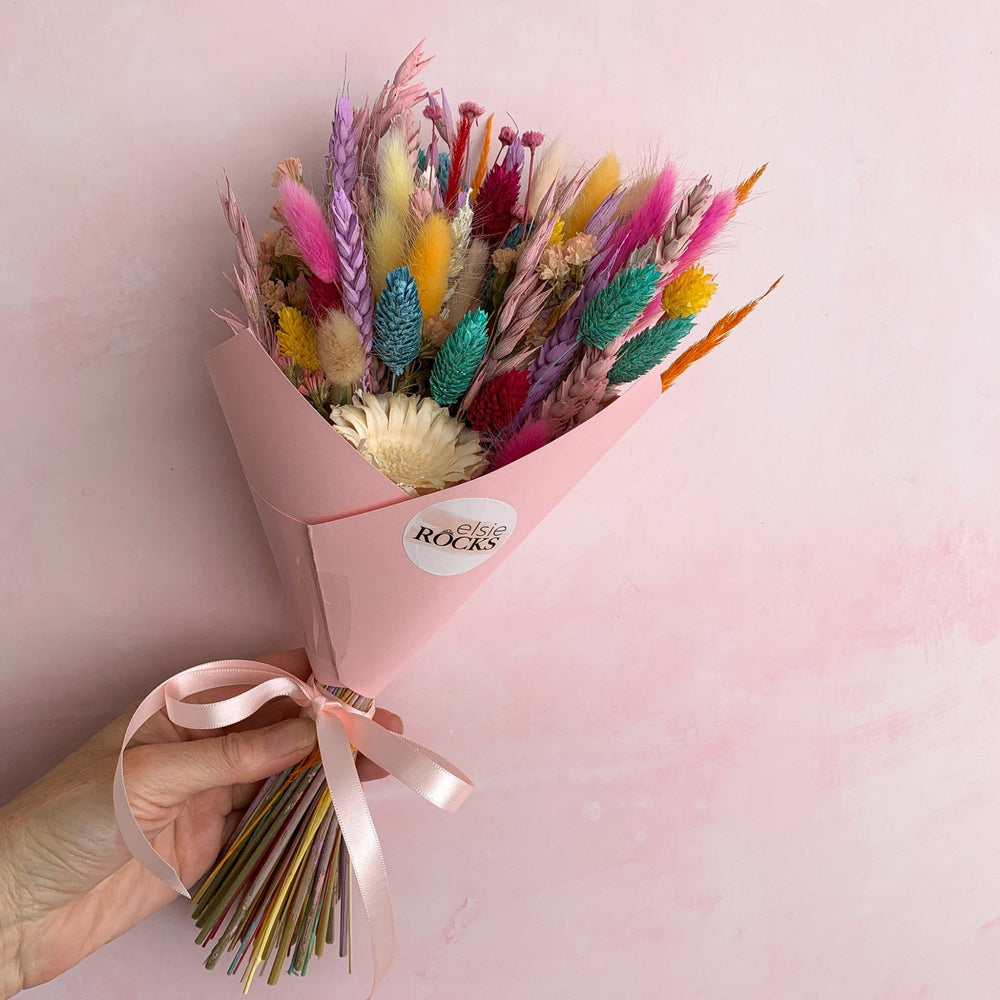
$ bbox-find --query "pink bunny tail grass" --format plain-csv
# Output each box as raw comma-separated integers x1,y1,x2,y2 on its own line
278,176,340,286
489,418,555,470
669,189,737,277
605,164,677,276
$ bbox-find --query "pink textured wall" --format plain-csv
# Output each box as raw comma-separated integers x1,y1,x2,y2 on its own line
3,1,998,997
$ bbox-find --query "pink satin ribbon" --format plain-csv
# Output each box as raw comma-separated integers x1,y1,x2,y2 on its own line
114,659,473,998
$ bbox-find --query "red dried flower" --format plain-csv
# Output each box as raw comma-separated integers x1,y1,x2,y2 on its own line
471,161,522,244
306,274,341,323
467,368,531,435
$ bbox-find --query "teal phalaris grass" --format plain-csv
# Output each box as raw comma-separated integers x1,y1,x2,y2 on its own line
429,309,489,405
578,263,661,349
608,315,695,384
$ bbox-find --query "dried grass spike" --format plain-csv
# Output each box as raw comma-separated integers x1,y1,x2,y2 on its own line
660,277,782,393
317,310,365,387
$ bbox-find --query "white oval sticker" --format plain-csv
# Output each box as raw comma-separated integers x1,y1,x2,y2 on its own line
402,497,517,576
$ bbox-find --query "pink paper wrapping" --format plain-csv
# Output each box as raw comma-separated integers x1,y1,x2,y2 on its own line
205,329,662,697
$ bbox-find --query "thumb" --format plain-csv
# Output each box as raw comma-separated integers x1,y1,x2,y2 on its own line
126,717,317,806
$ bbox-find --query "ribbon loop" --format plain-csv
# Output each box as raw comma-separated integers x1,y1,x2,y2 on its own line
113,658,473,998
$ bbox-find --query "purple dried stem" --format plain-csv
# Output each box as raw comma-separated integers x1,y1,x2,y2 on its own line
461,172,585,413
326,96,359,207
515,188,626,422
330,186,375,387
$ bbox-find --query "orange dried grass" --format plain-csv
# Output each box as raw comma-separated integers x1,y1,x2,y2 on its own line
660,276,782,393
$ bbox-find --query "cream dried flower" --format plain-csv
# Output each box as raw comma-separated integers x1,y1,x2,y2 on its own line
273,229,302,260
259,229,280,264
491,247,519,277
285,272,312,313
330,393,483,496
271,157,304,186
563,232,597,268
260,279,287,309
538,245,569,283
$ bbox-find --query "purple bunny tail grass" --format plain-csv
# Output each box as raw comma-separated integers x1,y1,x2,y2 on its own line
465,171,585,407
522,187,625,395
327,96,359,207
330,187,374,356
505,186,628,432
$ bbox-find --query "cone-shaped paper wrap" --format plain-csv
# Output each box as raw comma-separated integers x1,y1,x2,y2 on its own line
206,330,661,697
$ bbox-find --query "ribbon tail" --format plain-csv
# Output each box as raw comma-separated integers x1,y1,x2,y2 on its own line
340,713,475,812
113,684,192,897
315,713,395,999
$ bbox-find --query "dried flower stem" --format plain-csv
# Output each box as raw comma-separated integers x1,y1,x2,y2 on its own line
218,175,276,357
660,277,782,392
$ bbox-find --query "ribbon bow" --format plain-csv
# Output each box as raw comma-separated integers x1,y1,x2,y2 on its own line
114,659,473,997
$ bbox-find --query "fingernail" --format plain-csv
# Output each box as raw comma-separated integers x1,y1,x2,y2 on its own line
266,718,316,756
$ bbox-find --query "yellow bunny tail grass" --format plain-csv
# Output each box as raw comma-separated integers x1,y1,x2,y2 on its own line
408,212,453,319
317,309,366,386
443,238,489,327
471,114,494,200
367,208,409,298
562,152,620,237
660,276,782,393
378,129,415,222
276,306,321,370
733,163,768,214
528,136,566,217
548,216,566,246
661,265,718,319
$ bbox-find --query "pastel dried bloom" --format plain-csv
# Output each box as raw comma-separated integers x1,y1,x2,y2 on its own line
491,247,519,277
498,125,516,146
285,272,312,313
259,229,280,264
423,102,443,122
537,245,569,283
521,130,544,150
330,392,483,496
270,157,304,186
273,229,302,260
562,232,597,268
260,278,287,309
410,186,433,222
422,314,451,349
459,101,486,122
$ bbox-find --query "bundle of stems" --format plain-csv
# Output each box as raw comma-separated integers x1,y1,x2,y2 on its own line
192,686,373,990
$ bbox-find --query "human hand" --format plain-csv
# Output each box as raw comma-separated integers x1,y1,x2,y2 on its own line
0,648,401,998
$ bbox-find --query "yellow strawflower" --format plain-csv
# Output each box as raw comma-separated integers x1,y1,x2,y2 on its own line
276,306,321,370
661,266,718,319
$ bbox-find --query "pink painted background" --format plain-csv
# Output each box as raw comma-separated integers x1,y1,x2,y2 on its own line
3,2,998,997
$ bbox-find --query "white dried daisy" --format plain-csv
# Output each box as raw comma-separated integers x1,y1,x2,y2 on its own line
330,393,483,496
